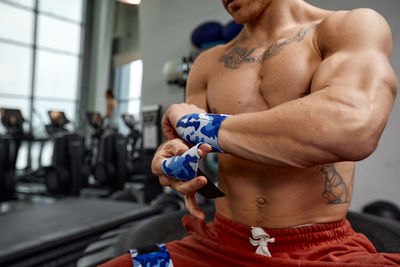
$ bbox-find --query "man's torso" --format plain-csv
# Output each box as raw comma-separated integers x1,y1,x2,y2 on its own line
202,13,355,228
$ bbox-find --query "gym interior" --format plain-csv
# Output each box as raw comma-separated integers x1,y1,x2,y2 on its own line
0,0,400,266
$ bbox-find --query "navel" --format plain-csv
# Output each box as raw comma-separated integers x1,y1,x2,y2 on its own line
256,197,267,206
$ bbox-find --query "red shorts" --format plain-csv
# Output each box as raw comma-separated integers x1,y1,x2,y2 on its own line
101,213,400,267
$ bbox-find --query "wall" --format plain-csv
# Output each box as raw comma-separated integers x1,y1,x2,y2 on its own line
138,0,400,211
87,0,142,119
139,0,232,109
113,3,140,68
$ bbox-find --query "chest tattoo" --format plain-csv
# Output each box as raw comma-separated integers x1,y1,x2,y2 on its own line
219,23,318,69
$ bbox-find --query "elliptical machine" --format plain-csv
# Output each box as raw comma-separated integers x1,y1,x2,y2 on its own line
0,109,84,197
40,111,84,195
45,111,70,135
85,112,127,193
137,105,163,203
0,108,28,201
122,114,143,178
92,133,127,191
0,131,15,202
0,108,26,170
44,115,80,195
82,112,104,187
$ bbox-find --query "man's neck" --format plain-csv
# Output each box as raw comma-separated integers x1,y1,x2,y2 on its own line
243,0,316,41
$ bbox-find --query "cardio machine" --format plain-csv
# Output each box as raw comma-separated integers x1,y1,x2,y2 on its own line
0,108,85,197
42,110,84,195
0,134,15,202
122,114,143,178
84,112,127,193
0,108,30,201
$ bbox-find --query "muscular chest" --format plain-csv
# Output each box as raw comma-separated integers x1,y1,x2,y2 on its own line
207,36,321,114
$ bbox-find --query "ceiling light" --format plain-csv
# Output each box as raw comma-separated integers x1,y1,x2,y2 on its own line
117,0,141,5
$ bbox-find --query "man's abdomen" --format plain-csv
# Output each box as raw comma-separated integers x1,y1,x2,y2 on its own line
215,154,355,228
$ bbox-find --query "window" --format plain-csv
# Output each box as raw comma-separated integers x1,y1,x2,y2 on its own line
37,14,81,54
0,43,32,96
116,59,143,135
33,0,84,134
34,50,80,100
0,1,34,121
6,0,35,9
0,2,34,44
0,0,86,169
39,0,83,23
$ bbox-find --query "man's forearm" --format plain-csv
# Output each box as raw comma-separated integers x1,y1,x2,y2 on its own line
217,87,391,168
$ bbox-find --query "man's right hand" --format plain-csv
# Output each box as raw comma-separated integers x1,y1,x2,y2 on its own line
151,138,212,220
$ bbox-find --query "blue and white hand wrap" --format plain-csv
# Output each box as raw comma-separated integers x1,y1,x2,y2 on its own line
161,143,202,181
129,243,172,267
176,113,230,152
161,142,225,198
161,113,229,182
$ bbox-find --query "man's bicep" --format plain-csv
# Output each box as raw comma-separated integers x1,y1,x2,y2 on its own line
310,49,397,123
306,50,397,161
312,8,397,99
185,53,209,110
311,50,396,94
186,85,207,109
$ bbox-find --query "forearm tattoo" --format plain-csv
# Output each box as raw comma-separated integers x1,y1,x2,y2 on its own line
320,164,350,204
219,23,318,69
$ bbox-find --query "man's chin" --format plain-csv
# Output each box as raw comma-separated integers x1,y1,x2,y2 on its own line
228,10,252,24
231,15,247,25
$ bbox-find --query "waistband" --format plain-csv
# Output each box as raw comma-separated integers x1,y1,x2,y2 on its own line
214,213,356,254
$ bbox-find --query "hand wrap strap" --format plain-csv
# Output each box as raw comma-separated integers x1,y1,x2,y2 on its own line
161,143,202,181
161,143,225,198
176,113,230,152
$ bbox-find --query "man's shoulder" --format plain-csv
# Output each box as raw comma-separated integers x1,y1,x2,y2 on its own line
319,8,385,30
195,44,227,63
191,44,228,74
317,8,391,53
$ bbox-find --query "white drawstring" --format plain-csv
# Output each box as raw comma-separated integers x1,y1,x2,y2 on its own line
249,227,275,257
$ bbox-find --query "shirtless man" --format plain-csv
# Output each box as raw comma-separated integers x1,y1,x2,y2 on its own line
102,0,400,266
